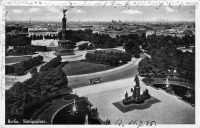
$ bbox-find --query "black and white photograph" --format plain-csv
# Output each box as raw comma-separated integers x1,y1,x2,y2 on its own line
0,0,199,127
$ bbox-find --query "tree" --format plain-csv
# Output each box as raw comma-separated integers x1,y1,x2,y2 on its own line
30,67,38,75
15,66,24,75
92,54,97,61
10,82,25,93
121,54,128,64
85,53,91,60
96,54,101,61
142,57,153,77
52,68,68,95
23,92,32,107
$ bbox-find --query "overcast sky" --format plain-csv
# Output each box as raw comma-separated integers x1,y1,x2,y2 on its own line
6,6,195,22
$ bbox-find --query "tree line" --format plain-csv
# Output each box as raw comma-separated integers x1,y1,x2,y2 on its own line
7,45,47,56
30,34,58,40
85,50,132,66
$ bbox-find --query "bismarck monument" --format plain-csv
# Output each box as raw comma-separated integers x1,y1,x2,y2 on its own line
55,9,74,56
123,75,151,105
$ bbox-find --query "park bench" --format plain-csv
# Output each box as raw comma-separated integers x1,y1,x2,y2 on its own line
89,77,102,84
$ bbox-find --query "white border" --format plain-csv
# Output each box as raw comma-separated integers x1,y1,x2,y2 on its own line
0,0,199,128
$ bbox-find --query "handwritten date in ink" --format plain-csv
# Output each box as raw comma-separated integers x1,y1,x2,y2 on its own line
115,118,156,128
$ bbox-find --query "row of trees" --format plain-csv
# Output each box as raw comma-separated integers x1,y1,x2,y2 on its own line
5,55,43,75
58,29,93,43
85,51,132,66
7,45,47,56
30,34,58,40
6,56,68,122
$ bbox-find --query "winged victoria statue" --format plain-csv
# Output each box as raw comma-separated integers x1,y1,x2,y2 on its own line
63,9,68,17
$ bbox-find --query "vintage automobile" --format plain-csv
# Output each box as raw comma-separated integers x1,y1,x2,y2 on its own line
89,77,102,84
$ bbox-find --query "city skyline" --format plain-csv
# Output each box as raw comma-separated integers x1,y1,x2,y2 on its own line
6,5,195,22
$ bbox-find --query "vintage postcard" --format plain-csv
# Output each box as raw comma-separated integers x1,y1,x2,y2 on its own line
0,0,199,127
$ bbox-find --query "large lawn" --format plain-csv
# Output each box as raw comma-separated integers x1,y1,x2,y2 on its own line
62,61,115,75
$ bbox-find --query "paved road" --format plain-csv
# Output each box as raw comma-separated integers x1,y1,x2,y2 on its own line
67,57,143,89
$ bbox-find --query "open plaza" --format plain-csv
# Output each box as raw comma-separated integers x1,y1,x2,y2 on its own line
75,77,195,124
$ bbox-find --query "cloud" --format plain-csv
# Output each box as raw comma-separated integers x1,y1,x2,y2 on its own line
67,8,85,14
12,9,23,14
165,7,175,13
75,9,84,13
47,7,60,13
122,9,142,14
29,8,40,12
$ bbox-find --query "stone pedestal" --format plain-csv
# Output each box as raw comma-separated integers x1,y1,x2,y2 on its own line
55,11,74,56
55,40,74,56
